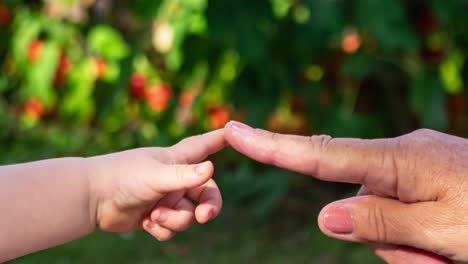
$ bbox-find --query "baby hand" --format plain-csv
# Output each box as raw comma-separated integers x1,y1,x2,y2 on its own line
87,129,226,241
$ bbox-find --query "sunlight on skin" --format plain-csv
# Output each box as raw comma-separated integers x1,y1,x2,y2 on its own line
224,121,468,263
0,129,226,262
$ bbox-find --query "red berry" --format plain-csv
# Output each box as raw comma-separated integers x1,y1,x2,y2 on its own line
146,84,172,112
27,39,43,63
93,57,107,80
24,98,44,119
53,53,72,87
208,106,230,129
179,89,197,108
0,3,11,27
341,32,361,54
129,73,147,99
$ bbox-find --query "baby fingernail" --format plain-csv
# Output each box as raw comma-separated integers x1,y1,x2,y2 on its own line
323,206,354,234
208,209,215,221
195,162,210,176
145,219,156,229
153,210,167,223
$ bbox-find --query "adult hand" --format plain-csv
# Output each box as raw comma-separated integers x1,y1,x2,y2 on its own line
224,121,468,263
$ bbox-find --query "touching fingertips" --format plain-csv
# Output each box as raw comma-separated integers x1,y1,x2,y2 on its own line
227,120,253,131
195,161,211,176
323,205,354,234
226,121,254,138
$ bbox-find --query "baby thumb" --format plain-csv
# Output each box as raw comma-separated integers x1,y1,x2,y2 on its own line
153,161,214,193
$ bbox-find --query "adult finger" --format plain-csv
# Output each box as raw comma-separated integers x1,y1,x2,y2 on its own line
224,121,401,196
369,244,452,264
357,187,451,264
317,195,449,258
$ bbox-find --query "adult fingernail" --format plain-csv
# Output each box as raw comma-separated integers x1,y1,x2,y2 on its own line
323,206,353,234
195,161,210,176
228,121,253,136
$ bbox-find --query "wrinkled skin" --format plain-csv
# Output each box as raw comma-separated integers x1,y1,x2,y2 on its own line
224,121,468,264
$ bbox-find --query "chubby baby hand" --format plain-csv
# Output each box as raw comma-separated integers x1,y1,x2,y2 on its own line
87,129,226,241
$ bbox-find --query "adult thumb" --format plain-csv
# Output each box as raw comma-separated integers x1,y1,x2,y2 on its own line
318,196,445,256
151,161,214,193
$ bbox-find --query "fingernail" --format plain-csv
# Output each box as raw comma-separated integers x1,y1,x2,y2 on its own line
153,210,168,223
195,161,210,176
323,206,353,234
145,219,156,229
229,121,253,133
207,209,214,221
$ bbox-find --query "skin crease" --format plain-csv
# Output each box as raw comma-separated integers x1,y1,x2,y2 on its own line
224,121,468,264
0,129,226,262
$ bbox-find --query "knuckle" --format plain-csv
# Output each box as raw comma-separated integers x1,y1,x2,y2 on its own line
411,128,436,136
403,129,438,149
307,134,333,177
363,203,390,243
309,134,333,148
175,165,187,185
269,132,279,142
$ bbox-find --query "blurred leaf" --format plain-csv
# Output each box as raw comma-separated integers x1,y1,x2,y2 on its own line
410,72,447,130
24,41,60,107
61,59,96,122
87,25,129,60
356,0,417,52
440,50,464,94
270,0,292,18
131,0,163,20
341,52,372,78
11,10,41,69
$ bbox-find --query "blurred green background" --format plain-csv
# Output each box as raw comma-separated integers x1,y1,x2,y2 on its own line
1,0,468,263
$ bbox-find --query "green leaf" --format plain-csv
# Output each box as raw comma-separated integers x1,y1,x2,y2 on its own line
130,0,163,20
61,59,96,122
440,50,464,94
87,25,129,60
102,61,120,83
24,41,60,107
182,0,207,11
11,11,41,70
270,0,292,18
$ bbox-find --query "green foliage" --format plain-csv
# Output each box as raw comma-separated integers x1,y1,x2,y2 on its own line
1,1,468,261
